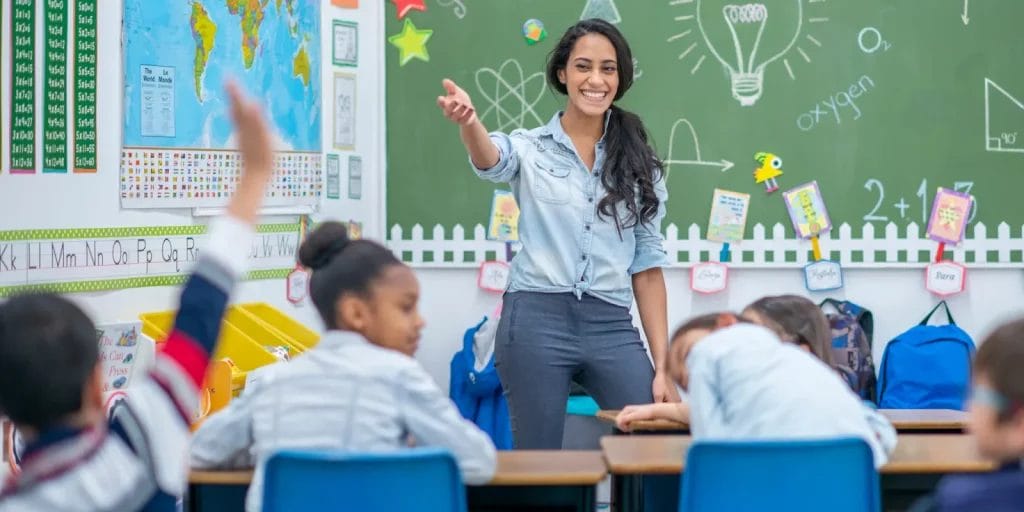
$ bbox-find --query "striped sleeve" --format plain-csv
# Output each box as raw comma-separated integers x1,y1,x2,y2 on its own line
151,216,255,421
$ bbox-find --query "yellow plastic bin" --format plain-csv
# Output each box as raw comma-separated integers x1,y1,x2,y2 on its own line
224,308,305,358
236,302,320,351
139,310,278,391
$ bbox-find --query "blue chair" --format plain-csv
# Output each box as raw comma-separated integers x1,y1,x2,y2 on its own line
262,447,467,512
679,438,880,512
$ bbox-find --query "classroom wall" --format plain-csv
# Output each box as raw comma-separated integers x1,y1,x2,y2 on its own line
0,1,385,331
4,2,1018,398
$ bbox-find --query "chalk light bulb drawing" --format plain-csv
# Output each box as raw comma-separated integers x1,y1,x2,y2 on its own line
698,1,801,106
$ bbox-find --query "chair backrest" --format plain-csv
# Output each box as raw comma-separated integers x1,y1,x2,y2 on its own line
263,448,467,512
680,438,880,512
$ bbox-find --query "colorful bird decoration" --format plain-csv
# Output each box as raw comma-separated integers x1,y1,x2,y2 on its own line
753,152,783,194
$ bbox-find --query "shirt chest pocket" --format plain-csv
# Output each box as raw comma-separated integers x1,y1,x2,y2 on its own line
530,165,572,204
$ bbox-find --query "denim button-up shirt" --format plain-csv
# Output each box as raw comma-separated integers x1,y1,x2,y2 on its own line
473,112,669,307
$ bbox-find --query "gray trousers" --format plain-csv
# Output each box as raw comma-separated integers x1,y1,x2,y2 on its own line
494,291,656,449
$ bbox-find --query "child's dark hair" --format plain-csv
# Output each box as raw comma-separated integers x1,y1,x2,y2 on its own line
298,221,402,329
671,312,750,342
546,18,663,232
0,294,99,429
974,317,1024,422
744,295,835,368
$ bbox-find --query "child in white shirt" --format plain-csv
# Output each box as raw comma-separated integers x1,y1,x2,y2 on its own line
190,222,497,512
622,312,891,467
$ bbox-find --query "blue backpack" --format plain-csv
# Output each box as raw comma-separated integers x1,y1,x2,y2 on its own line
876,301,975,410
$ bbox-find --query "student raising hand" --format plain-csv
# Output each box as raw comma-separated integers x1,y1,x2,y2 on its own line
226,80,275,225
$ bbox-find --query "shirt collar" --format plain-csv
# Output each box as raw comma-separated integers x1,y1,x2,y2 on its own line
3,424,105,497
539,110,613,149
317,330,377,350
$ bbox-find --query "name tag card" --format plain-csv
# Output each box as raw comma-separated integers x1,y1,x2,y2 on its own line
478,261,510,292
804,260,844,292
926,261,966,296
691,262,728,294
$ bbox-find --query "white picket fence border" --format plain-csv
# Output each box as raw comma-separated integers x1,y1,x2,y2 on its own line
387,222,1024,269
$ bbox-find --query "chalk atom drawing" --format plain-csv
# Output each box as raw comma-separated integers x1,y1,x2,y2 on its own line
984,78,1024,154
475,59,547,132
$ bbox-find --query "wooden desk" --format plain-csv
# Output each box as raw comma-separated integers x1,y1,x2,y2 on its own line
485,450,605,485
468,450,605,511
600,434,997,512
189,470,253,485
597,408,967,433
879,409,967,433
188,451,606,512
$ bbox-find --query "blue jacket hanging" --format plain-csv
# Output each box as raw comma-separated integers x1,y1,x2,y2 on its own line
449,316,512,450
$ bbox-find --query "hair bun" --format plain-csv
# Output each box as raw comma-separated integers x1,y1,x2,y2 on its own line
298,221,350,270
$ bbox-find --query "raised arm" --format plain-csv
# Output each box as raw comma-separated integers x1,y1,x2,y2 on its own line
157,81,275,411
437,79,499,170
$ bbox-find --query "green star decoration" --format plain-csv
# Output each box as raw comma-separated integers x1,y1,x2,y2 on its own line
389,18,433,66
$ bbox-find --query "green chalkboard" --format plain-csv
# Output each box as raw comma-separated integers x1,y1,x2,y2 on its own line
385,0,1023,242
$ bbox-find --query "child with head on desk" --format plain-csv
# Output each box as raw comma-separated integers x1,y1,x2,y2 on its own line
617,295,896,456
617,308,892,467
190,221,498,512
0,82,275,511
911,317,1024,511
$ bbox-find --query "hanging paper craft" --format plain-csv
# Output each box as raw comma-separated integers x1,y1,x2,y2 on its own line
523,19,547,45
488,190,520,242
783,181,831,239
478,261,510,293
690,262,728,294
333,0,358,8
783,181,842,292
923,188,972,296
706,188,750,263
753,152,783,194
926,187,974,254
388,18,432,66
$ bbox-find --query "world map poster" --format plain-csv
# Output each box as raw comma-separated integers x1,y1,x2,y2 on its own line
121,0,322,208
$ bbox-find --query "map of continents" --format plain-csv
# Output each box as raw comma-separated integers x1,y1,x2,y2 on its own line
123,0,320,151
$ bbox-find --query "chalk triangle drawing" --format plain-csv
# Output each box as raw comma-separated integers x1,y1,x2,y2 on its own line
985,78,1024,153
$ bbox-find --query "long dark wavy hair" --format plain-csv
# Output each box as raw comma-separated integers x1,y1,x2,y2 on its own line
546,19,664,231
